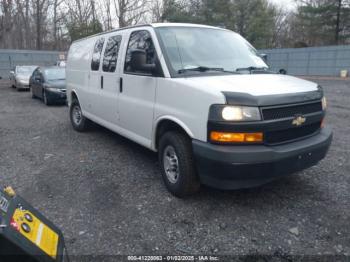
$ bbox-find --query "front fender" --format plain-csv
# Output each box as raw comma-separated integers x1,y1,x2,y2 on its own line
152,115,194,151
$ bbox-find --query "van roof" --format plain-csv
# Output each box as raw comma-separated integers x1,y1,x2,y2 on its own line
72,23,227,43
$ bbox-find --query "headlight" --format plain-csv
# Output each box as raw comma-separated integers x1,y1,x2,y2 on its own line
322,96,327,111
46,87,61,93
221,106,261,121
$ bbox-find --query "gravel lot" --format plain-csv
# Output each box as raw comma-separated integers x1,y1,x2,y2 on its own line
0,79,349,260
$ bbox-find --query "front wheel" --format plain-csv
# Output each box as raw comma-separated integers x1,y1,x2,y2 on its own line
43,91,51,105
158,131,200,198
70,100,89,132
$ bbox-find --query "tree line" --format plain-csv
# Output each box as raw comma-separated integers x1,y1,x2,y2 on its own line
0,0,349,51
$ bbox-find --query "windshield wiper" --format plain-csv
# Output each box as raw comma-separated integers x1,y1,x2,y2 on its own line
236,66,273,74
178,66,237,74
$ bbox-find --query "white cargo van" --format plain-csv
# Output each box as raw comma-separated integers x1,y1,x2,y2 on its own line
66,23,332,197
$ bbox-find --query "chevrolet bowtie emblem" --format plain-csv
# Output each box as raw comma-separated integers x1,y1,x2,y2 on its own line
292,115,306,126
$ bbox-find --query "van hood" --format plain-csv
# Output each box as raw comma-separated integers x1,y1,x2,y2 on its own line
180,74,318,96
177,74,322,106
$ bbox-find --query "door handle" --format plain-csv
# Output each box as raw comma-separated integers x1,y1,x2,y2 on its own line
101,76,104,89
119,77,123,93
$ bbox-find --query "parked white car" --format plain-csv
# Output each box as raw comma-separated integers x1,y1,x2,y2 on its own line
54,60,66,67
10,66,38,91
66,23,332,197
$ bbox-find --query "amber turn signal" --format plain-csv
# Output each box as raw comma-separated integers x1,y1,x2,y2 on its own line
210,132,263,143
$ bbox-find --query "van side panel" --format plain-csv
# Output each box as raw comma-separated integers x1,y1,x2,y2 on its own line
66,37,96,109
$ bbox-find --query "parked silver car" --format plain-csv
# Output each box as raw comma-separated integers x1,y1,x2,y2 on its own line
10,66,38,91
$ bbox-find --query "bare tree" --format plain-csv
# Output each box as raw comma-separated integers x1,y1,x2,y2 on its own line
112,0,150,27
0,0,15,48
101,0,113,30
151,0,165,22
33,0,51,50
53,0,64,49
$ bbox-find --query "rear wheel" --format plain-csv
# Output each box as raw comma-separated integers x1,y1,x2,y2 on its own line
158,131,200,198
70,100,89,132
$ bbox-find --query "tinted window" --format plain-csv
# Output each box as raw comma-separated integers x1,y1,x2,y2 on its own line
124,30,156,74
32,69,43,81
32,69,39,78
91,38,105,71
102,35,122,72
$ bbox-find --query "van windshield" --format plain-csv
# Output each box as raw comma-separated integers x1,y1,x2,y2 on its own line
156,27,269,77
16,66,37,76
44,68,66,81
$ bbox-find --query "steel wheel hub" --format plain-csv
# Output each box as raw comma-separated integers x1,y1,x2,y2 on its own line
73,106,82,125
163,145,180,184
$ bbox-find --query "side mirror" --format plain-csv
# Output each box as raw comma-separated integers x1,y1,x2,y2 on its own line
279,69,287,75
259,53,268,63
10,71,14,75
130,50,156,74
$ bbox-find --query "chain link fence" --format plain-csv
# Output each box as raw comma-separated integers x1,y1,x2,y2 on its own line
260,45,350,77
0,49,66,78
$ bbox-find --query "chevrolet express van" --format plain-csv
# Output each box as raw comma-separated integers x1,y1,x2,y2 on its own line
66,23,332,197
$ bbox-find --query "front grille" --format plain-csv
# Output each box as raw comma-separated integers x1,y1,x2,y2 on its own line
265,122,321,144
262,102,322,120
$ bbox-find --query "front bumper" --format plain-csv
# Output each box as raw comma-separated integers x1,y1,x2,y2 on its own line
192,128,333,190
16,82,30,89
46,89,67,102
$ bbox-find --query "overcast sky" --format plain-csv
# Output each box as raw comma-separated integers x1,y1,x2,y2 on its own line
270,0,297,10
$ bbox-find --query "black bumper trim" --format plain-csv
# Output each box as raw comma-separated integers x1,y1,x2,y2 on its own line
192,128,332,190
46,90,67,101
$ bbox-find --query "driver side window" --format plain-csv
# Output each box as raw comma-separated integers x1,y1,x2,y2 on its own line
124,30,157,74
32,69,39,79
34,70,43,82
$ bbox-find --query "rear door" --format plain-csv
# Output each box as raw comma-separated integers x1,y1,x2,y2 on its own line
88,37,105,117
97,34,123,124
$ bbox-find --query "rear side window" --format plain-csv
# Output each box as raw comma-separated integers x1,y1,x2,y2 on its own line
32,69,43,81
91,37,105,71
102,35,122,73
124,30,156,74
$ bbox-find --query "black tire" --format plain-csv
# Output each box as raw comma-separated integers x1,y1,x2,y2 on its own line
43,90,51,105
70,99,89,132
158,131,200,198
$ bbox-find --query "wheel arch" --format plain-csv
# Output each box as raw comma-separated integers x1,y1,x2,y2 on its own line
70,89,80,105
153,116,194,151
